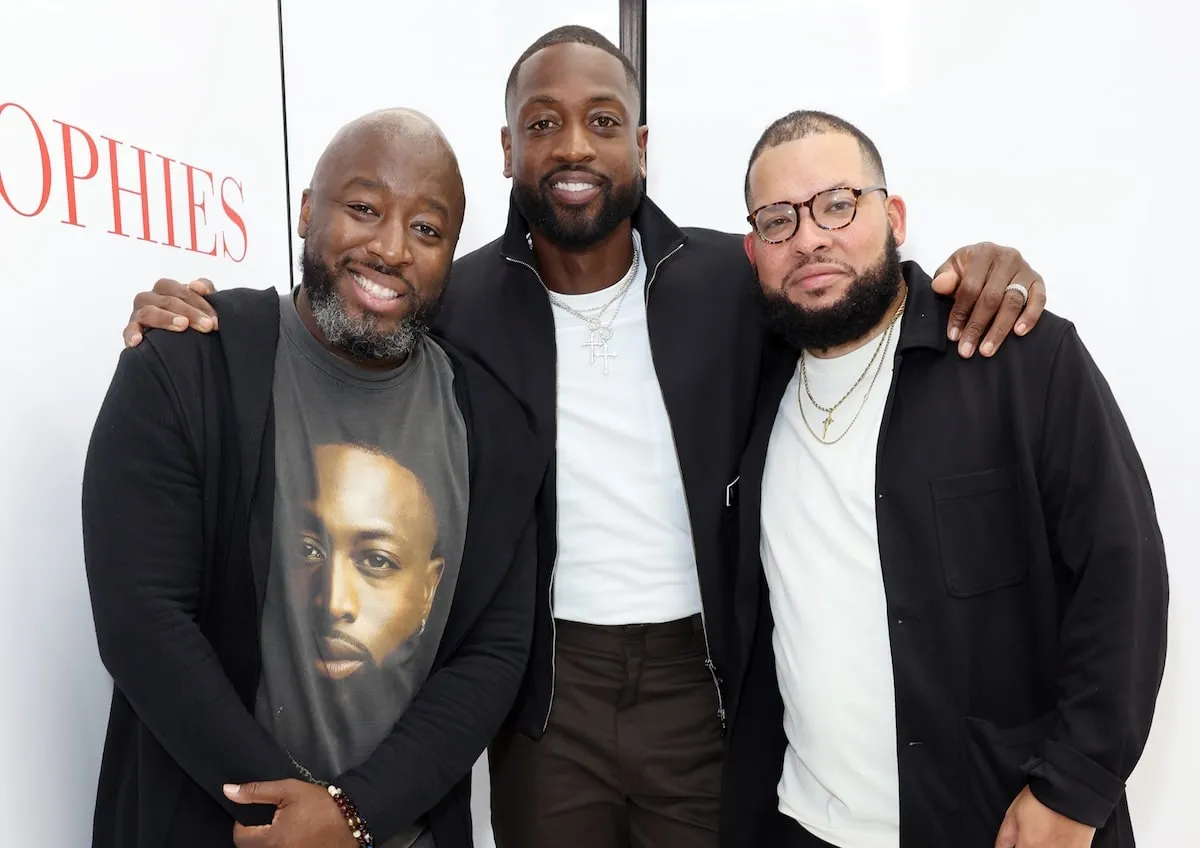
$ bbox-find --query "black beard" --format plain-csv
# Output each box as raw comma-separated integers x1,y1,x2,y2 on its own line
299,244,440,364
757,231,903,353
270,627,423,779
512,168,643,251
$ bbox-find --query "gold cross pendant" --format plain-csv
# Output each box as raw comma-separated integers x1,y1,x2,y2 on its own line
822,411,835,440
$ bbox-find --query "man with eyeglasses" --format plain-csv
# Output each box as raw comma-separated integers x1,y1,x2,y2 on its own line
723,110,1169,848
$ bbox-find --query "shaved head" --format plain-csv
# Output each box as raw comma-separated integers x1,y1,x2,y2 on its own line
310,107,464,214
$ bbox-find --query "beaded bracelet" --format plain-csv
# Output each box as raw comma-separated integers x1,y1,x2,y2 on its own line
327,784,374,847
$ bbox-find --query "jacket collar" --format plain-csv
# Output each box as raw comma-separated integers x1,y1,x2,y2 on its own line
498,190,688,274
896,260,951,355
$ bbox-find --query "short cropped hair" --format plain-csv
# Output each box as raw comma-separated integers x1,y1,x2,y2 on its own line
504,25,640,118
744,110,886,208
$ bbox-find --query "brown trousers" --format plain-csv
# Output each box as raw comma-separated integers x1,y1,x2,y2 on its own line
489,615,724,848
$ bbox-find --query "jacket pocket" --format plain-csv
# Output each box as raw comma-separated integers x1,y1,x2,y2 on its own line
930,464,1027,597
959,711,1057,844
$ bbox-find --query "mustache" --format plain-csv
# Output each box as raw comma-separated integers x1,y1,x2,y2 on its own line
539,165,610,187
343,258,417,296
319,629,373,660
782,256,856,289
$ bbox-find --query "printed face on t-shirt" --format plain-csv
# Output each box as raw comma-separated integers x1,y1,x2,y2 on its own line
294,442,445,681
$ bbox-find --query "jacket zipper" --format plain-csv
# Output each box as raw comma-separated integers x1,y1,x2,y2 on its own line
505,242,726,737
643,243,683,306
644,243,727,734
502,255,561,733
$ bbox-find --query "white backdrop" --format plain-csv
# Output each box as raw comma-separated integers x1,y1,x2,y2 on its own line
647,0,1198,844
4,1,1195,846
0,1,290,844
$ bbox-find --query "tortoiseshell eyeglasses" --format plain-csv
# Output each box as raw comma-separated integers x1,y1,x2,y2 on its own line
747,185,888,244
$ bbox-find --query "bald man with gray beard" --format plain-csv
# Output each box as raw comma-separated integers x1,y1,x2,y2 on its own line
81,109,546,848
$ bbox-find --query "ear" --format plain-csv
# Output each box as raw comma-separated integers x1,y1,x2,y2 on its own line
743,231,759,268
501,126,513,178
297,188,312,239
422,557,446,620
636,125,649,179
885,192,907,248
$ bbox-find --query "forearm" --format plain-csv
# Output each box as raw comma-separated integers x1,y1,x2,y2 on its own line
1031,526,1167,825
339,642,528,836
336,518,537,841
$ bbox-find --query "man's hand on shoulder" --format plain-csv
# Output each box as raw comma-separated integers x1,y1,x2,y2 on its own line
225,779,359,848
931,242,1047,359
124,277,220,347
994,785,1096,848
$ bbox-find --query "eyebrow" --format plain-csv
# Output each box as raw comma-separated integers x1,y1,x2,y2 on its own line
352,527,411,546
342,176,451,218
762,182,858,206
304,508,415,548
344,176,386,193
522,93,628,111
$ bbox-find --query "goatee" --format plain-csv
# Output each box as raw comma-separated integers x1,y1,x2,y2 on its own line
758,230,903,353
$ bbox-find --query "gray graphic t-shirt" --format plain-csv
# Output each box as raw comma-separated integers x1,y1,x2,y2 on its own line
255,291,468,848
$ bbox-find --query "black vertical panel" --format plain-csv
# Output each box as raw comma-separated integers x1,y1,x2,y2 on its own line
276,0,294,287
619,0,648,127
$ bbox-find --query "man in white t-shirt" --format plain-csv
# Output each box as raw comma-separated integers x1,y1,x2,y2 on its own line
724,110,1168,848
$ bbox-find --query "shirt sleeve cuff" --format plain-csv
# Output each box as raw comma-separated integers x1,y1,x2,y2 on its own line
1022,740,1126,828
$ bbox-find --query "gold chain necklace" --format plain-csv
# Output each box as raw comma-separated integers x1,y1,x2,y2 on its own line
798,298,906,444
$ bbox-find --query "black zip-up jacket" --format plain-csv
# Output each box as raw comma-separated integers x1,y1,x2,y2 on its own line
82,289,547,848
722,264,1169,847
435,196,765,737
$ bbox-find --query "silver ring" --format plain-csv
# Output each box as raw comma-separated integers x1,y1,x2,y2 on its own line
1004,282,1029,307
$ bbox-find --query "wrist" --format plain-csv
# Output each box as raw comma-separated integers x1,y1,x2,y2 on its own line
326,784,374,847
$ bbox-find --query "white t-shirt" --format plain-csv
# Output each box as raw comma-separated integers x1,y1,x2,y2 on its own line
760,321,903,848
549,229,703,625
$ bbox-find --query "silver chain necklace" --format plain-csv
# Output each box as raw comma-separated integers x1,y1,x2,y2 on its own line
544,238,641,376
272,705,328,786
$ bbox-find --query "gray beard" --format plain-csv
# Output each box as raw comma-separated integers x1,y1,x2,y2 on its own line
309,294,425,363
300,246,433,364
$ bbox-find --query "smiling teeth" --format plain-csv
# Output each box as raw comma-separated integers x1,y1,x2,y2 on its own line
554,182,595,192
352,272,399,300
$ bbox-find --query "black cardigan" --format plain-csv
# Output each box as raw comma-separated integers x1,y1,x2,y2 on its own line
81,288,547,848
